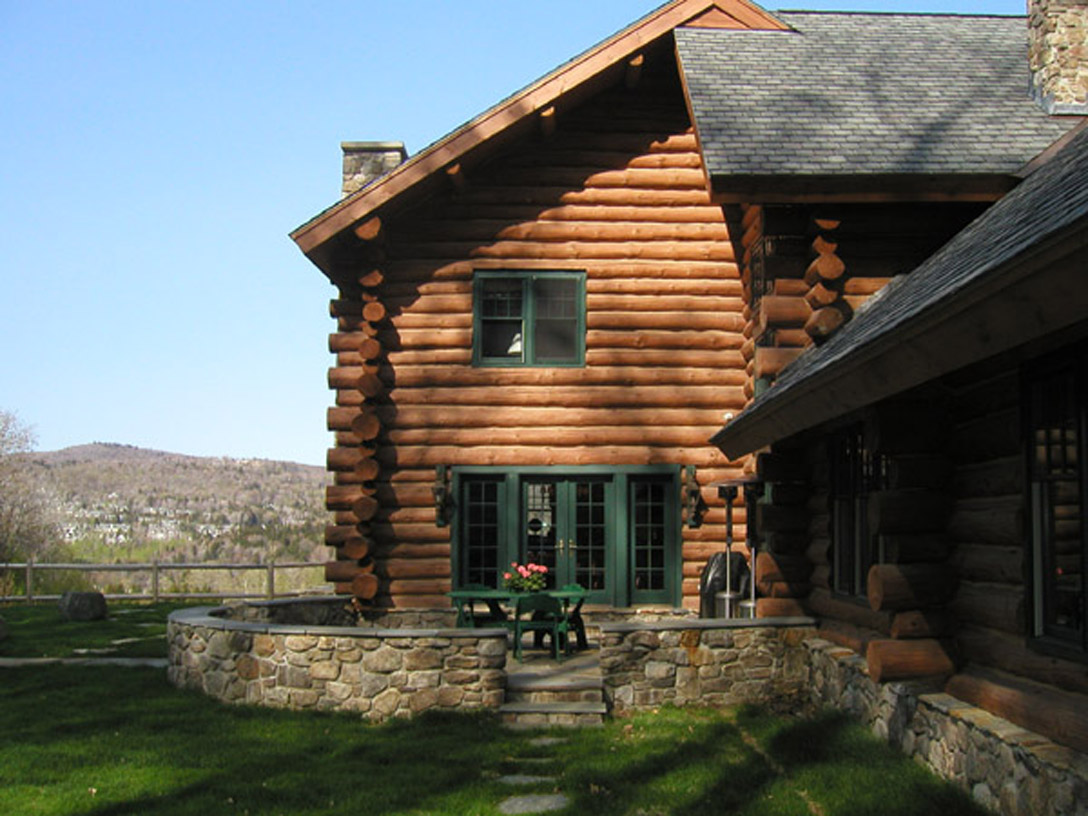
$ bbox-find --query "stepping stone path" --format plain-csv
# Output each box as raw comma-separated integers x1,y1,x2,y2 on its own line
496,736,570,814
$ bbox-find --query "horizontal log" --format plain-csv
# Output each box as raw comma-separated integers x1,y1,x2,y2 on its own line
587,294,743,313
381,385,748,409
947,495,1023,547
402,218,732,244
383,558,450,579
842,277,890,296
867,490,953,535
817,619,879,654
387,426,724,448
946,666,1088,754
758,295,811,331
956,624,1088,696
952,456,1022,499
867,563,958,612
383,366,745,389
756,503,810,533
756,598,808,617
808,587,892,634
771,279,810,297
379,405,731,429
324,560,371,583
950,543,1023,584
585,349,745,368
588,311,743,332
756,579,811,598
879,534,950,564
953,405,1021,463
753,347,803,379
755,551,813,585
387,578,451,596
762,530,810,556
883,455,953,490
890,609,952,639
950,580,1024,634
587,330,744,351
866,638,957,682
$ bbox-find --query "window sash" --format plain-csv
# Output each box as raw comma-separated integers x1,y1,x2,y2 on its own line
474,272,584,366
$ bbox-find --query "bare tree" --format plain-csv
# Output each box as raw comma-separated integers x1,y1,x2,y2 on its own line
0,410,58,565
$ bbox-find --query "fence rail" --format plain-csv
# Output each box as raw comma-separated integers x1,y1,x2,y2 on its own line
0,559,328,603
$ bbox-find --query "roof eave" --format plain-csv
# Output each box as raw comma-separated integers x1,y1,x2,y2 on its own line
708,172,1017,204
289,0,790,273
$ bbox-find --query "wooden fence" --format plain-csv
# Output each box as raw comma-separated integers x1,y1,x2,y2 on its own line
0,559,327,603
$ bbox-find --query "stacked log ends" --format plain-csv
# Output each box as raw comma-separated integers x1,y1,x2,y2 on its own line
867,563,957,612
326,275,388,603
866,638,957,683
803,219,851,345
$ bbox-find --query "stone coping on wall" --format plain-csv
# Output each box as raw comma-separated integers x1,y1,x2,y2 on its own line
168,606,506,639
598,615,816,634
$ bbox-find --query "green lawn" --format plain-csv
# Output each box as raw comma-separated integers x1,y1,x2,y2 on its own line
0,601,193,658
0,660,986,816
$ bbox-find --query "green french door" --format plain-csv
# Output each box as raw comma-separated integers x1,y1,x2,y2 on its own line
523,477,612,601
455,466,679,607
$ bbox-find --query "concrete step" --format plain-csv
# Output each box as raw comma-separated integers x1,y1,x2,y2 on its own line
499,700,608,729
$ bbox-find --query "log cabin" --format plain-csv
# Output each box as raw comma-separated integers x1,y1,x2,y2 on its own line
291,0,1081,612
291,0,1088,773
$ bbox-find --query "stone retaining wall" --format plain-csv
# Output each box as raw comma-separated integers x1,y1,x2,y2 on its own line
806,637,1088,816
167,606,505,722
599,617,817,714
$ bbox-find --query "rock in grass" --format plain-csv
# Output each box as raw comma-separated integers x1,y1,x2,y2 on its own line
59,591,108,622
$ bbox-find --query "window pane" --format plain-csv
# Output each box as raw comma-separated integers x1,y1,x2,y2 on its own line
463,479,501,586
632,479,667,592
1030,363,1085,644
533,277,578,362
480,279,523,361
525,481,557,578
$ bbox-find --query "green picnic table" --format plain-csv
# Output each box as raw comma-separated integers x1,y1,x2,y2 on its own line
447,586,589,654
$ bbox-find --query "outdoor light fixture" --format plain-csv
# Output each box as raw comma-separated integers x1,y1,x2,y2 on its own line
432,465,450,527
684,465,701,528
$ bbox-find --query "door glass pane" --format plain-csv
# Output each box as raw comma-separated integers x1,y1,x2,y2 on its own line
1030,366,1084,641
533,277,578,362
525,482,557,582
480,279,523,360
463,479,500,586
574,481,607,590
632,480,667,592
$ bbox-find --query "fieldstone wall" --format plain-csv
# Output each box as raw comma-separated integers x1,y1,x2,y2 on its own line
598,617,817,714
1029,0,1088,113
807,637,1088,816
167,607,505,722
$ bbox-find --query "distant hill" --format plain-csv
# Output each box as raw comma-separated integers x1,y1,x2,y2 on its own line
19,443,330,567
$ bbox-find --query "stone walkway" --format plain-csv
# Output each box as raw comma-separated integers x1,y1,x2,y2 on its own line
496,736,571,815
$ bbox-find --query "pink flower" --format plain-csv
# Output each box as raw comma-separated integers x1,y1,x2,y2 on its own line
503,572,512,580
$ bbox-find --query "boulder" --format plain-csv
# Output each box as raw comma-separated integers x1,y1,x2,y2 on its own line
58,591,108,622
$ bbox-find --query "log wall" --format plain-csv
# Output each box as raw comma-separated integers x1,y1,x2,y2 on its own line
324,48,746,608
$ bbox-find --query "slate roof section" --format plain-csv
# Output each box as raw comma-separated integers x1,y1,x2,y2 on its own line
712,121,1088,451
677,13,1078,178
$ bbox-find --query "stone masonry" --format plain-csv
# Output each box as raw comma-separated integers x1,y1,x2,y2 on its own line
1029,0,1088,112
807,637,1088,816
598,617,816,715
168,607,506,722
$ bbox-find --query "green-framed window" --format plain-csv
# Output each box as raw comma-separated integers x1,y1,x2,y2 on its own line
829,424,886,599
452,465,680,607
473,271,585,366
1025,343,1088,661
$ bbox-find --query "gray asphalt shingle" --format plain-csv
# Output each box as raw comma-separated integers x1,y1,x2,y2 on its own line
676,13,1077,177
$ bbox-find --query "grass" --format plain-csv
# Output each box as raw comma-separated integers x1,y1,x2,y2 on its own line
0,601,194,658
0,658,987,816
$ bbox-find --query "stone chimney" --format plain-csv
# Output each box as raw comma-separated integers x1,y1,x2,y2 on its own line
341,142,408,198
1029,0,1088,113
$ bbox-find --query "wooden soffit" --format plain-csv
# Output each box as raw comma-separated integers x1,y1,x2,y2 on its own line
290,0,788,268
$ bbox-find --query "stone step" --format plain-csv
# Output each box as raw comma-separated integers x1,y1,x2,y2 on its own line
499,700,608,728
505,672,604,705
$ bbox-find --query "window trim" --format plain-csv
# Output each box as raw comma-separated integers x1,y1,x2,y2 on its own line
1023,343,1088,662
450,465,680,607
828,423,885,602
472,270,586,368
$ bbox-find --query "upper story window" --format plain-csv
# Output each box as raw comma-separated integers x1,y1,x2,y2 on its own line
1026,345,1088,658
829,424,886,599
473,271,585,367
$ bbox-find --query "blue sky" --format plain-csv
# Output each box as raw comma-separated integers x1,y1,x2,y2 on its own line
0,0,1028,465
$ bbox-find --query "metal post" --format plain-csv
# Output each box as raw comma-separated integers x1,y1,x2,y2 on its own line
152,559,160,602
26,556,33,603
267,562,275,599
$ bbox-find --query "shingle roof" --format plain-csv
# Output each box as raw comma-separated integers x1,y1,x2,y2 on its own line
713,120,1088,451
677,12,1077,177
